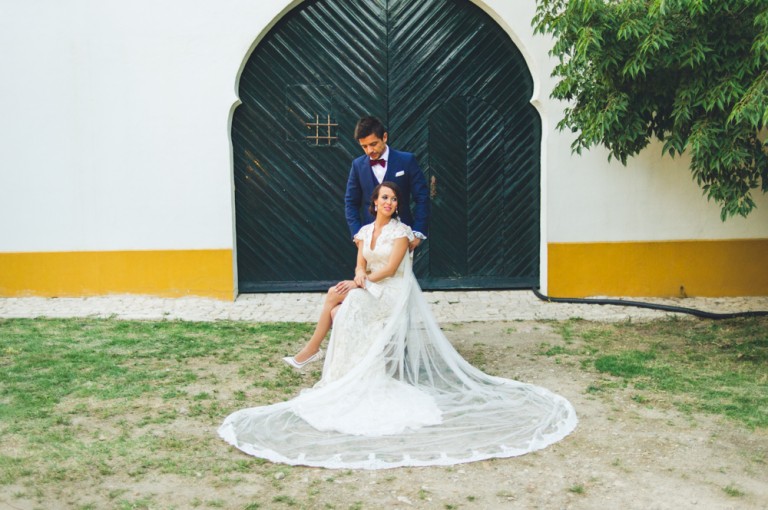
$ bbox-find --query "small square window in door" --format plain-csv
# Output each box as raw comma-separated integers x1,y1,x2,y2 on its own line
304,113,338,146
285,85,338,146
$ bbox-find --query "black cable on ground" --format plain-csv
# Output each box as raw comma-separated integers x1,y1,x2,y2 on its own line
531,288,768,320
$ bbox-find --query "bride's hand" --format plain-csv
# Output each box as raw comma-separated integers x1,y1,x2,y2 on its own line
334,280,359,294
353,274,367,288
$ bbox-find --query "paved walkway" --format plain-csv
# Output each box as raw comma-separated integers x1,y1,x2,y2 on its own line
1,292,766,323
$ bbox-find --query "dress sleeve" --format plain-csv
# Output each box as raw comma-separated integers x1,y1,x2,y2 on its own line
391,221,415,242
354,224,371,242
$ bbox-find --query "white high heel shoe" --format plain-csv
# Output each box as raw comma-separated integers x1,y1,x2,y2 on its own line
282,349,323,370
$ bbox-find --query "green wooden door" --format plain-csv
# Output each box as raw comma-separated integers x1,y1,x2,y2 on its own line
234,0,540,292
429,96,511,285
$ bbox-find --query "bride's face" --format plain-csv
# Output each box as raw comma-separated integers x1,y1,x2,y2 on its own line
375,186,398,217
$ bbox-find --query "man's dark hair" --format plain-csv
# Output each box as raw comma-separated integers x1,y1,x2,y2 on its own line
354,116,386,140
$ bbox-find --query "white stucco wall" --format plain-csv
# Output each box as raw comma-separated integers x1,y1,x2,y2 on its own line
0,0,299,252
1,0,766,256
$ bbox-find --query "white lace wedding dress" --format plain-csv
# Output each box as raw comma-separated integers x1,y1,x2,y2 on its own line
219,219,577,469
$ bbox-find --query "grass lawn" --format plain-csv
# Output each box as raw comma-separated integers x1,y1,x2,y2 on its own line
1,316,766,508
542,316,768,428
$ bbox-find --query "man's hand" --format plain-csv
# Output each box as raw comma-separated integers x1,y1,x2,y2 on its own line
409,238,422,252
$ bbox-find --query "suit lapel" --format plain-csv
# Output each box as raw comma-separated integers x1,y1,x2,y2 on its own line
383,149,400,182
359,157,376,190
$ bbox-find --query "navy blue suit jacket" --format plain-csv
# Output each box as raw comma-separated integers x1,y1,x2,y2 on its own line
344,148,430,239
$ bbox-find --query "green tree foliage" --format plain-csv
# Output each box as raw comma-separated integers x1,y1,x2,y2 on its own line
534,0,768,219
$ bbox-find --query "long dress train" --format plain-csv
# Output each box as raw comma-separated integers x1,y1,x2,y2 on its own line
218,219,577,469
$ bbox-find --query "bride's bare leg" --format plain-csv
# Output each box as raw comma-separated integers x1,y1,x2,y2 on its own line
293,287,346,362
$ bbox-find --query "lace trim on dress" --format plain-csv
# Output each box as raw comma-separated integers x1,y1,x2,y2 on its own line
354,218,415,244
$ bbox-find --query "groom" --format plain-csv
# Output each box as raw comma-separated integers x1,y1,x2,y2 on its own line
344,116,430,251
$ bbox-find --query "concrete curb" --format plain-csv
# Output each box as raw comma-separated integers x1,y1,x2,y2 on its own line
1,292,766,323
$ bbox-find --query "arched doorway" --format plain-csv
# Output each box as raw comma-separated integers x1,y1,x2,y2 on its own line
234,0,540,291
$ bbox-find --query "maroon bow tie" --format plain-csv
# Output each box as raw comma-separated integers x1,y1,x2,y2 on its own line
369,159,386,168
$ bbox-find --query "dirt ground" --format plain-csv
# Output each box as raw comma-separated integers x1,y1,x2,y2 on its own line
3,320,767,510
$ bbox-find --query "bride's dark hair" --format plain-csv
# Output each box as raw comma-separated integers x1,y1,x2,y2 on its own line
369,181,402,218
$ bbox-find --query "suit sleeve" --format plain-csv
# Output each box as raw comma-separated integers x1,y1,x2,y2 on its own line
406,154,430,237
345,162,364,239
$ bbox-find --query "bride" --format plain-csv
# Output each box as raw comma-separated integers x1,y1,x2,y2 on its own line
219,182,577,469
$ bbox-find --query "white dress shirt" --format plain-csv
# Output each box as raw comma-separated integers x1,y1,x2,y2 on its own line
370,146,389,183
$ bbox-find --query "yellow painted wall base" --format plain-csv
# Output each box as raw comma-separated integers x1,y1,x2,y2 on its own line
0,249,234,300
548,239,768,297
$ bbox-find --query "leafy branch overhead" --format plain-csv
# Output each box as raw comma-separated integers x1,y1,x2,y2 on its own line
533,0,768,219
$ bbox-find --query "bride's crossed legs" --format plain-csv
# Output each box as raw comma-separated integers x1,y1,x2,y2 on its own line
292,279,358,363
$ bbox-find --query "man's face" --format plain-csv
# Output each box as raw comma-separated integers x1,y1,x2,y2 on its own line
358,133,388,160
